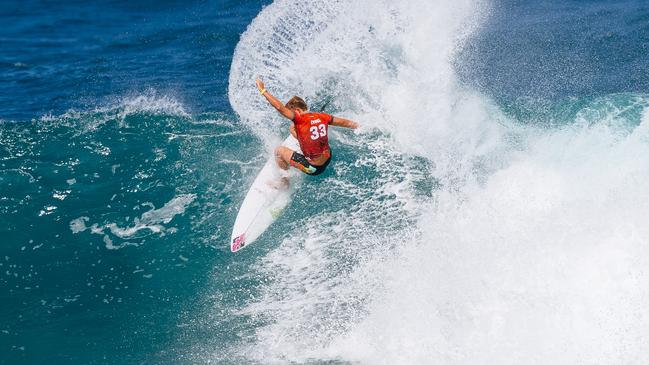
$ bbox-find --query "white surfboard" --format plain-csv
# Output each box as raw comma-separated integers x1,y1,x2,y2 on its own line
230,135,303,252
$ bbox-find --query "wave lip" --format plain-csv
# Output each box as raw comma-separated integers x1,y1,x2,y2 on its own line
228,0,490,149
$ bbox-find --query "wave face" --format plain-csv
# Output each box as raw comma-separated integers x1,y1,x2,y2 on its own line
224,0,649,364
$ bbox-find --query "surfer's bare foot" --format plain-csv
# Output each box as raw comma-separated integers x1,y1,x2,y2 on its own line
267,176,289,190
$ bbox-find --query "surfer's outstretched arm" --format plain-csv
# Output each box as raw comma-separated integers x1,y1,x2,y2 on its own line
330,116,359,129
256,79,295,120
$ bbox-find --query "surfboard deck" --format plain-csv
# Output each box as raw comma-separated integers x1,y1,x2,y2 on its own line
230,135,302,252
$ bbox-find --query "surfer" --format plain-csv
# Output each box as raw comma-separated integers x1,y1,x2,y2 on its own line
256,79,358,176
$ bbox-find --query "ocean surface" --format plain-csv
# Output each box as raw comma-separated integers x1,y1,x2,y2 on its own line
2,0,649,364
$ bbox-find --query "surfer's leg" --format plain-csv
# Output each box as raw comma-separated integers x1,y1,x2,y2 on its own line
289,123,297,138
274,146,294,170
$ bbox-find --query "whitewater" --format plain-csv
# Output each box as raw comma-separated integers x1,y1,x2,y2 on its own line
222,0,649,363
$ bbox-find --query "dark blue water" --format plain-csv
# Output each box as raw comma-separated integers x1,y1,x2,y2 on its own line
3,1,649,364
1,0,267,121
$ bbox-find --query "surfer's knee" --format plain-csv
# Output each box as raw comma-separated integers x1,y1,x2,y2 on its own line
274,147,290,169
276,160,289,170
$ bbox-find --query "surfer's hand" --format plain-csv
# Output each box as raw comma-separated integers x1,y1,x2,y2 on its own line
256,79,265,93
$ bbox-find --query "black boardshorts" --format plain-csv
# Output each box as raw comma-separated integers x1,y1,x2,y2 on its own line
290,151,331,176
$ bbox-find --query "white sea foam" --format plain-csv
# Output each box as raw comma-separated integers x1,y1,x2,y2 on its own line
105,194,195,239
117,92,189,119
325,112,649,364
37,91,189,133
225,0,649,363
69,216,89,233
69,194,195,249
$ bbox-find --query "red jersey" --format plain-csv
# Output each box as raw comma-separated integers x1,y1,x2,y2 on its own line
293,111,333,160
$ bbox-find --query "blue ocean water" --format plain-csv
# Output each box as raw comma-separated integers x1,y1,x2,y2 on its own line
2,0,649,364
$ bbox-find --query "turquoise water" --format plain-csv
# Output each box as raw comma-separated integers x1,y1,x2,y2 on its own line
3,0,649,364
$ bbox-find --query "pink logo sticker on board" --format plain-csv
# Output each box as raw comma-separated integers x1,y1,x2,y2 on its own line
232,234,246,252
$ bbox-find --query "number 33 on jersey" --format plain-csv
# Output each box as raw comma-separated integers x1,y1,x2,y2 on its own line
309,123,327,140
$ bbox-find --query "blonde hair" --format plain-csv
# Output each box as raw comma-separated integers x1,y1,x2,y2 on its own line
285,96,307,111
